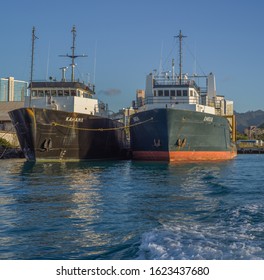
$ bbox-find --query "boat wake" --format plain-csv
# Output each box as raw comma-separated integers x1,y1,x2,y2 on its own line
137,203,264,260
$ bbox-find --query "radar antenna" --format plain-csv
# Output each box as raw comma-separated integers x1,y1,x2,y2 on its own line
59,25,87,82
175,30,187,85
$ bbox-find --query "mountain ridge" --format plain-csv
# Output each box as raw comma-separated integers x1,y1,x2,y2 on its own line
235,110,264,132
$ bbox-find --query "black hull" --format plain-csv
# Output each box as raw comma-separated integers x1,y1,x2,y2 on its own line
130,108,237,161
9,108,127,161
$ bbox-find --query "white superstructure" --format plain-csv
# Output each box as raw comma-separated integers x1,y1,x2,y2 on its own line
24,81,109,117
138,30,233,116
139,71,233,116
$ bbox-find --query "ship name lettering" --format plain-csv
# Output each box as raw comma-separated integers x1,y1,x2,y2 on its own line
203,116,213,122
65,117,84,122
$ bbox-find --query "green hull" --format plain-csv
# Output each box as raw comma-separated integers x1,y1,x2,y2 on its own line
130,108,237,161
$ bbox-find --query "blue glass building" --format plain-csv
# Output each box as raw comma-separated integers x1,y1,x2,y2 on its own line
0,77,28,101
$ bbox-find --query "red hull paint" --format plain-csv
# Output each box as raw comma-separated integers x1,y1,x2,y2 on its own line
133,150,237,162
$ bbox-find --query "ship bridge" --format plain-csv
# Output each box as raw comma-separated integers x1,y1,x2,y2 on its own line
29,81,94,99
24,80,109,117
139,71,233,117
152,72,203,106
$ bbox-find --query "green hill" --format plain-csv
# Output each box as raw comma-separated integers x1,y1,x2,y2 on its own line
235,110,264,132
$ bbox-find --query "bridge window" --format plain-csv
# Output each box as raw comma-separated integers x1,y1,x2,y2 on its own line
170,90,175,96
153,90,157,97
38,90,44,97
183,90,187,96
177,90,181,96
164,90,169,96
158,90,163,97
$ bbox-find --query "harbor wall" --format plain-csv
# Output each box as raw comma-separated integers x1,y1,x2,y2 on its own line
0,131,20,147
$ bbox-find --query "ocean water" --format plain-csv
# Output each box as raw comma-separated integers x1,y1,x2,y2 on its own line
0,154,264,260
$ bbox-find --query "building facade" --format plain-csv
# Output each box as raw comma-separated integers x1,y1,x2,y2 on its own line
0,77,28,101
136,89,145,107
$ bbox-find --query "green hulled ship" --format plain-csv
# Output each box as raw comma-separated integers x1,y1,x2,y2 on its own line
130,31,237,162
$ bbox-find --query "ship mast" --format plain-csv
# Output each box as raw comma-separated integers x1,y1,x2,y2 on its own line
175,30,187,85
59,25,87,82
30,26,38,106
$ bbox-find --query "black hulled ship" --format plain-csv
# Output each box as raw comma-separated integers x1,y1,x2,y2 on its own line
130,31,237,162
9,26,127,161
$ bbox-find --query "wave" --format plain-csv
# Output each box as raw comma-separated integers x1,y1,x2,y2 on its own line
137,203,264,260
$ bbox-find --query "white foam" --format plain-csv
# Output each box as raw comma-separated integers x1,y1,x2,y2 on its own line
138,204,264,260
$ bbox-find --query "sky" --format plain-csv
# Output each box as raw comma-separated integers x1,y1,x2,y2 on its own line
1,0,264,113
